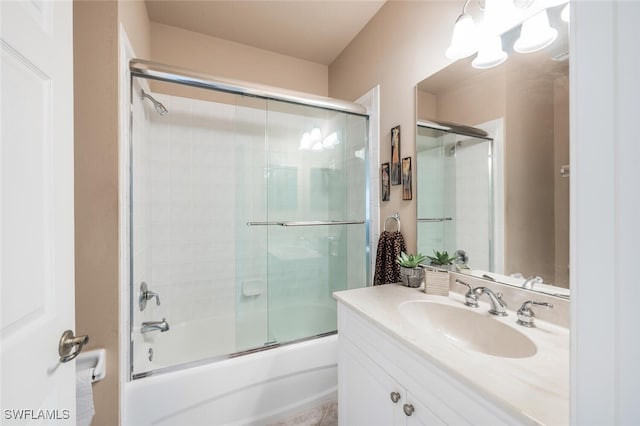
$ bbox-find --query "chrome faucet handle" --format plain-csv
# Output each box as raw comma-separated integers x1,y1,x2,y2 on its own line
139,282,161,311
456,279,478,308
517,300,554,327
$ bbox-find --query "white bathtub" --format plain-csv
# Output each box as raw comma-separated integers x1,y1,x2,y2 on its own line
124,335,338,425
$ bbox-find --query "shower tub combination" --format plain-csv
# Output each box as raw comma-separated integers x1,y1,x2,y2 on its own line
124,60,369,425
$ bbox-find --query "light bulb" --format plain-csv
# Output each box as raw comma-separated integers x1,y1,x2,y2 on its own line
445,14,477,59
472,35,507,69
299,132,312,150
514,10,558,54
561,4,570,23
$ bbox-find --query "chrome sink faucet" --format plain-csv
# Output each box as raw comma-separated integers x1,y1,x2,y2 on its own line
522,276,543,290
455,279,508,316
141,318,170,334
474,287,508,316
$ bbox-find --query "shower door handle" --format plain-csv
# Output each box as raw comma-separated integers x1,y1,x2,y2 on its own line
247,220,365,227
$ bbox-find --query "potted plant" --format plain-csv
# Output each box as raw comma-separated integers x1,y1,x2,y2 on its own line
424,250,458,295
426,250,458,271
396,252,427,288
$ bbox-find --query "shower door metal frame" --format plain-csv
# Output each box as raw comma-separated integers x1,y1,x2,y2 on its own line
130,59,368,116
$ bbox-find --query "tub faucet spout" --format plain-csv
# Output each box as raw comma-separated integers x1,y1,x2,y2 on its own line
141,318,170,334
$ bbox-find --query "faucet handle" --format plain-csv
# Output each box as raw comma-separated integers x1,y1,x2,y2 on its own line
139,282,161,311
517,300,554,327
455,279,478,308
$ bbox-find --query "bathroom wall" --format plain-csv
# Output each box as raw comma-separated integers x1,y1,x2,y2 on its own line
329,1,459,252
74,1,122,425
150,22,328,96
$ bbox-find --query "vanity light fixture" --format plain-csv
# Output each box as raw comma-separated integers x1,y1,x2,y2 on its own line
514,9,558,53
446,0,569,69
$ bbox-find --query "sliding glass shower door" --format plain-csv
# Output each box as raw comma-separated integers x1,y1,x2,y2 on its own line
130,76,368,377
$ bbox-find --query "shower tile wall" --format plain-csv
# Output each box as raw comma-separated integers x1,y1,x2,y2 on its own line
133,92,239,370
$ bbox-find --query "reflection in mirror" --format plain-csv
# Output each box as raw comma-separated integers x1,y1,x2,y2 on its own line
415,5,569,297
416,124,493,272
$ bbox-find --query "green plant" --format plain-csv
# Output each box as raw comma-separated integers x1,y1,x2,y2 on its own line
426,250,458,266
396,252,427,268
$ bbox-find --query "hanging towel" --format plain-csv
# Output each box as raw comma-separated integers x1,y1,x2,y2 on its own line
373,230,407,285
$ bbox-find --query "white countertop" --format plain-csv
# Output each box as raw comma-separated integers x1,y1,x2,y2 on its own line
334,284,570,425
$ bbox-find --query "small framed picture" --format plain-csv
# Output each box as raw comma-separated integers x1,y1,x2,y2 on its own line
381,162,390,201
402,157,412,200
390,125,401,185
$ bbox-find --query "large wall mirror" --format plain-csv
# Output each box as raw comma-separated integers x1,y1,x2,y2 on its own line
415,4,569,297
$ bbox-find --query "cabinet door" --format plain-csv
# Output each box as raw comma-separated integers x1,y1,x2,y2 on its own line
404,394,446,426
339,339,405,426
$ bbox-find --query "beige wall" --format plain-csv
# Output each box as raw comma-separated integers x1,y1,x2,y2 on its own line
150,22,329,96
74,1,152,425
329,1,459,252
504,58,556,282
119,0,151,59
74,1,120,425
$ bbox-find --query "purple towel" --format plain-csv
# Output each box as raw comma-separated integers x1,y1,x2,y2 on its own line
373,230,406,285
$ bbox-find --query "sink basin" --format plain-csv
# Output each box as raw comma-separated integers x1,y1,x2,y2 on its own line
399,300,537,358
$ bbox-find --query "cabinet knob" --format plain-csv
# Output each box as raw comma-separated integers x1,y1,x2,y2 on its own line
390,391,401,403
403,403,415,416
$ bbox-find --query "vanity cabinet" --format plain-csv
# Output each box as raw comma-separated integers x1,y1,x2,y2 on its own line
337,302,527,426
340,336,442,425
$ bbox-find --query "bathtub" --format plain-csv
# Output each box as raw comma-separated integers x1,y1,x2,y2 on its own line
124,334,338,425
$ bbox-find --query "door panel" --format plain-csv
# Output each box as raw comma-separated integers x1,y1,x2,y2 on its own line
1,0,75,420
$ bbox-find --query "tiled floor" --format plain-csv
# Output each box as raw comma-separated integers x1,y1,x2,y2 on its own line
267,400,338,426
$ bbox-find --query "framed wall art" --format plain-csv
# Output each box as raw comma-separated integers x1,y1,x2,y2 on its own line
402,156,412,200
390,125,401,185
381,162,390,201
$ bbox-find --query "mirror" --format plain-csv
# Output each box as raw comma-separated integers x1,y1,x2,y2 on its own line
415,5,569,297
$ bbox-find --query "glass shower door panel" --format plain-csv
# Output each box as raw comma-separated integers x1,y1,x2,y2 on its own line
234,96,270,352
265,100,367,344
416,128,447,255
130,84,271,376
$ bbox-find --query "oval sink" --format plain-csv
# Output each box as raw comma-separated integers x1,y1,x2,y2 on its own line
399,300,537,359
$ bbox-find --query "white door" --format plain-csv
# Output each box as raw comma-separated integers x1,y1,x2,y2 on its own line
1,0,76,422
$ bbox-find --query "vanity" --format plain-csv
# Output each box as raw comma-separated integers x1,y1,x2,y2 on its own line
334,278,569,425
